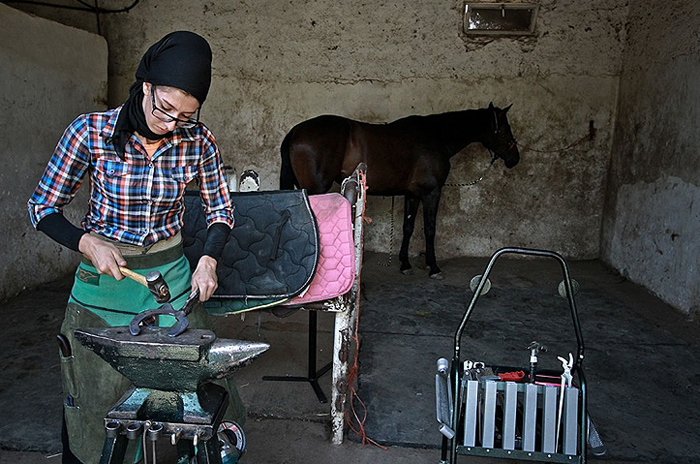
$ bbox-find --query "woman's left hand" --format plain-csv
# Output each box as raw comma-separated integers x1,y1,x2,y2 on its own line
191,255,218,301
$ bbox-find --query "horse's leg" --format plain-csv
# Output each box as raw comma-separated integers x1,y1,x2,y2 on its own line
399,195,420,275
422,188,443,279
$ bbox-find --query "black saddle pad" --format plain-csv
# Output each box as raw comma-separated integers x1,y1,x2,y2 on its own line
182,190,319,299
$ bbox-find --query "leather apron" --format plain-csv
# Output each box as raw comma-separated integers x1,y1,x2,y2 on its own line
59,234,245,464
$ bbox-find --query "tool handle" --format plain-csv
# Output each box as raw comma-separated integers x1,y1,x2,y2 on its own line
56,334,72,357
118,266,148,286
182,289,201,316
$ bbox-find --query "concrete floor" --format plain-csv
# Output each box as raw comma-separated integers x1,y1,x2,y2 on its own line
1,251,699,464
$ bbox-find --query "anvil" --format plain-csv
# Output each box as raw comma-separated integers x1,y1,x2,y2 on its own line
74,326,269,424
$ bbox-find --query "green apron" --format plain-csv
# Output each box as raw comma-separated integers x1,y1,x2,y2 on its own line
60,245,245,464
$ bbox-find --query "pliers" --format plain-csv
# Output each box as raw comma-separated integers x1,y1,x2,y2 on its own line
558,353,573,388
556,353,574,449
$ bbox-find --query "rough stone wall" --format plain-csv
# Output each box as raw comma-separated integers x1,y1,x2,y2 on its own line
0,5,107,301
107,0,628,262
601,0,700,318
9,1,628,263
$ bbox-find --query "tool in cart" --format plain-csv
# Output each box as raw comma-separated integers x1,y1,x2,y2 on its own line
556,352,574,450
462,360,487,380
436,358,455,440
129,288,201,337
463,360,497,383
527,341,547,383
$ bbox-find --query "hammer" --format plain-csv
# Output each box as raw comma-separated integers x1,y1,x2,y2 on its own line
118,266,171,303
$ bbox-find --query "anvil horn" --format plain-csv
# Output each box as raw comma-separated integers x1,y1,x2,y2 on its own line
208,339,270,380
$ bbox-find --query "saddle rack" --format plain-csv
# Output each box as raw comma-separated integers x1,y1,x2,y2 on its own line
181,163,367,445
267,163,367,445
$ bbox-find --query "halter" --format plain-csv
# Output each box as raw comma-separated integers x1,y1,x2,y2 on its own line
446,106,517,187
445,129,516,188
489,107,517,163
486,148,499,165
487,131,517,165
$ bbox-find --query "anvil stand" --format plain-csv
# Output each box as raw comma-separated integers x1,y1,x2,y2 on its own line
262,310,331,403
99,383,229,464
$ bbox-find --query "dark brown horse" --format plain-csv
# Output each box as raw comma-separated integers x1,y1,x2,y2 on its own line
279,103,520,278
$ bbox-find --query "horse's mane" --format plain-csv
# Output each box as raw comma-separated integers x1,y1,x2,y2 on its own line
392,107,488,127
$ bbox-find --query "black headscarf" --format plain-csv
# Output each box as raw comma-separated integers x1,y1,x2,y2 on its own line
112,31,213,157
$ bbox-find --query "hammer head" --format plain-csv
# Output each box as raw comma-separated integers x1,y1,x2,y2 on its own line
145,271,171,303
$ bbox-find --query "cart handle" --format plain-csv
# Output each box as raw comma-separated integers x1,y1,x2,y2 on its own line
453,247,585,366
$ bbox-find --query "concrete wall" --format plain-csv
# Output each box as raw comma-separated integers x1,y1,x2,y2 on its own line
601,0,700,318
14,0,628,263
108,1,629,262
0,5,107,301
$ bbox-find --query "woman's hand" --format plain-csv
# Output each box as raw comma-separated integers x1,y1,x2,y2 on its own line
191,255,218,301
78,234,127,279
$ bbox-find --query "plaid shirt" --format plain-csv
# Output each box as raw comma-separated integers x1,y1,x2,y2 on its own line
28,106,233,247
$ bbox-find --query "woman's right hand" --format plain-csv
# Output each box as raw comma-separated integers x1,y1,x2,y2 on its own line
78,234,127,280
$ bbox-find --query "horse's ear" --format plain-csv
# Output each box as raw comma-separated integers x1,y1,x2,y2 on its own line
488,102,495,110
498,104,513,119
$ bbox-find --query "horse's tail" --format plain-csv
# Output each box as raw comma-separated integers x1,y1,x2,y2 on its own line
279,129,299,190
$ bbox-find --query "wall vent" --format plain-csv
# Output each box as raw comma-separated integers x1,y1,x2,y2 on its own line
463,3,539,35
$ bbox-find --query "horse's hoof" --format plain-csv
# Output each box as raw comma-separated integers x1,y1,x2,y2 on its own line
401,268,414,276
430,272,444,280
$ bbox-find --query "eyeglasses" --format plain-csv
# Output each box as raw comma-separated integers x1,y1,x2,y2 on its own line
150,86,200,129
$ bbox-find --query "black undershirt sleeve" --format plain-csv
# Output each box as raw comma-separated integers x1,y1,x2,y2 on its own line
36,212,87,252
201,222,230,261
37,212,230,259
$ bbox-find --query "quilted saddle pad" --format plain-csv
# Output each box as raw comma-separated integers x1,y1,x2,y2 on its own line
182,190,319,299
284,193,355,306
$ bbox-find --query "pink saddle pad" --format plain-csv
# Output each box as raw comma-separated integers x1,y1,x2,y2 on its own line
285,193,355,305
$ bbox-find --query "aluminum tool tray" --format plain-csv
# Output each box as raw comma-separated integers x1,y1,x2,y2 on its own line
435,247,588,464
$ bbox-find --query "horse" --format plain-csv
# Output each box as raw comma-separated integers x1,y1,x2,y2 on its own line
279,103,520,278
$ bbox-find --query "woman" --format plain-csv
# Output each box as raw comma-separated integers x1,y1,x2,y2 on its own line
28,31,243,464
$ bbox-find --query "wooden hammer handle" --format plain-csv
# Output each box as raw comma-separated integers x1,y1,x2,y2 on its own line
118,266,148,287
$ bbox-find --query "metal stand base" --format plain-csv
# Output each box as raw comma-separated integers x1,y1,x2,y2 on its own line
99,384,229,464
262,310,331,403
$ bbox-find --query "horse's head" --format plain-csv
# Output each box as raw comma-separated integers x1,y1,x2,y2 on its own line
484,102,520,168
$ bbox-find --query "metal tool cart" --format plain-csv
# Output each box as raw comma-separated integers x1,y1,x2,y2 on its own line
435,247,595,464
